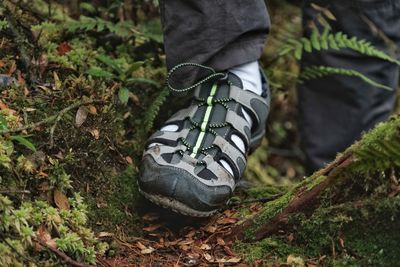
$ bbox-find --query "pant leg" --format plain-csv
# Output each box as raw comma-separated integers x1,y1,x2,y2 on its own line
159,0,270,84
299,0,400,174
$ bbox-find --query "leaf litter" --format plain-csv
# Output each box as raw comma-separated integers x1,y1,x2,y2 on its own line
101,207,252,266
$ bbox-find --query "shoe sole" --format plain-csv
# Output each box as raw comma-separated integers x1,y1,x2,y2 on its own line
138,188,218,217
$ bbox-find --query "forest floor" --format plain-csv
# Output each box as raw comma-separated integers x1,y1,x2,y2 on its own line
1,1,399,267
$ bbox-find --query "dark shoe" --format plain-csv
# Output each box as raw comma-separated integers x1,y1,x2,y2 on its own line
139,63,270,217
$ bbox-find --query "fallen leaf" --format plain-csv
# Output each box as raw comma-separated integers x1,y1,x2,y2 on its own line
54,190,70,210
125,156,133,164
223,210,235,217
142,213,159,221
136,242,147,250
203,253,213,262
75,106,88,127
88,105,97,114
178,240,194,246
205,225,217,233
57,42,72,56
36,224,51,243
288,233,294,242
36,224,57,250
129,92,140,105
89,128,100,139
143,224,162,232
0,100,8,110
98,232,113,238
217,238,225,246
54,151,64,160
141,247,155,254
217,217,237,225
226,257,241,263
200,243,211,250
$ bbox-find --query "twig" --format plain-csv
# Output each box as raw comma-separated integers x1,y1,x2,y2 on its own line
0,100,104,136
35,238,96,267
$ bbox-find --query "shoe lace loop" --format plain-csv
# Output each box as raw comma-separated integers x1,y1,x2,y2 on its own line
166,63,226,94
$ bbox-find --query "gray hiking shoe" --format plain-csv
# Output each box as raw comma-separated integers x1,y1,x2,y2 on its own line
139,63,270,217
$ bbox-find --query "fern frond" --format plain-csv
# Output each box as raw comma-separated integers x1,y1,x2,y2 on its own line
300,66,392,91
144,88,170,133
281,28,400,66
351,115,400,172
64,16,132,37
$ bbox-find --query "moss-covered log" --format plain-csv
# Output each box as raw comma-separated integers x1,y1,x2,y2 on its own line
231,116,400,241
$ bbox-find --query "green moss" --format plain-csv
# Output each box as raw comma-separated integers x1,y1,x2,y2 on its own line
245,184,289,199
84,165,141,234
234,237,303,264
244,192,294,240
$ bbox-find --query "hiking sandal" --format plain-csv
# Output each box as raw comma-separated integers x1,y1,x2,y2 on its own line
139,63,270,217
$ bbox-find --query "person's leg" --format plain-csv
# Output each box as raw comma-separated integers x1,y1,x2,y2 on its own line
299,0,400,174
139,0,271,216
159,0,270,74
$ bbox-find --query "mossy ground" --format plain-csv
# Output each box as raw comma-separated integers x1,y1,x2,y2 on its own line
1,0,399,265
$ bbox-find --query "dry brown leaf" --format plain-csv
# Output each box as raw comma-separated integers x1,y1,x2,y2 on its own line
0,100,8,110
142,213,159,221
125,156,133,164
36,224,57,250
54,190,70,210
89,128,100,139
75,106,88,128
223,210,235,217
226,257,241,263
129,93,140,105
98,232,114,238
36,225,51,243
141,247,155,254
200,243,211,250
217,217,237,225
203,253,213,262
217,238,225,246
178,240,194,246
143,224,162,232
136,242,147,250
205,225,217,233
288,233,294,242
57,42,72,56
88,105,97,114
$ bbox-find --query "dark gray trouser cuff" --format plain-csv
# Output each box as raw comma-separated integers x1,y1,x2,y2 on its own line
159,0,270,75
299,0,400,174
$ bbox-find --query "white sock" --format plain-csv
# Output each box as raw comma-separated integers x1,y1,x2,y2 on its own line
230,61,262,128
230,61,262,96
